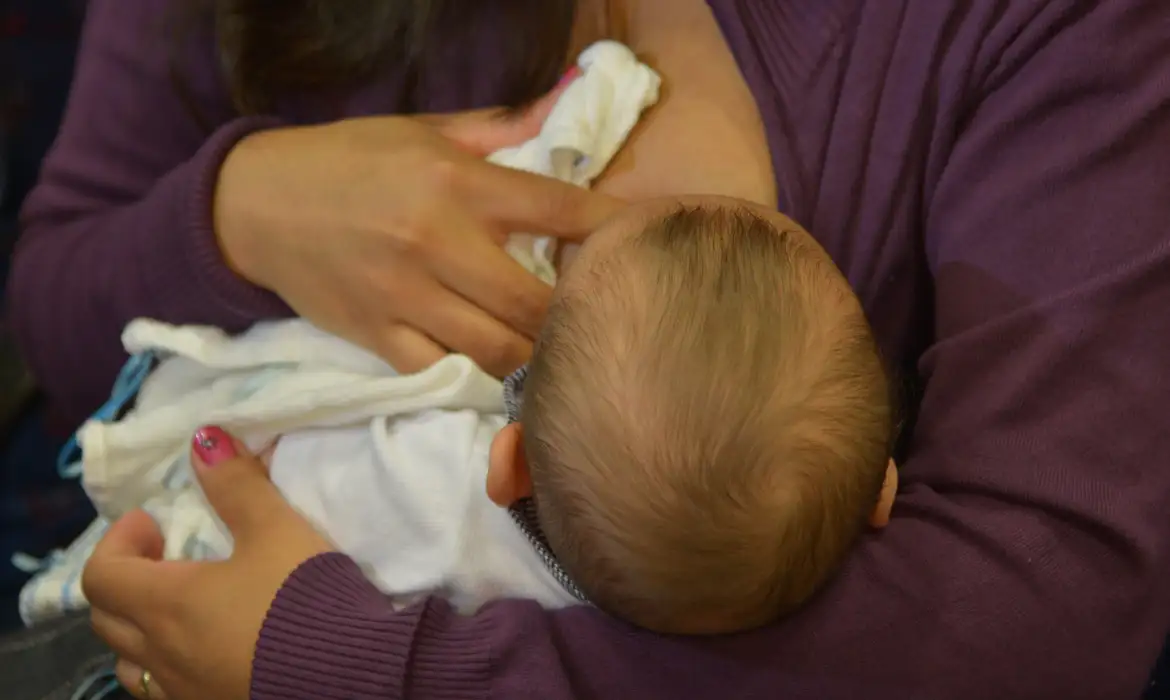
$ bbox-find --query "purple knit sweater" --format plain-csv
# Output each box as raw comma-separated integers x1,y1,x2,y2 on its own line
9,1,1170,698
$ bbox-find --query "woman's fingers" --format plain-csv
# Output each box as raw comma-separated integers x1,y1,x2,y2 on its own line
466,160,625,241
82,511,169,622
190,429,299,544
92,609,149,663
399,283,533,376
91,509,165,561
422,206,556,341
190,427,335,560
115,659,169,700
83,555,172,622
369,324,448,375
428,169,623,342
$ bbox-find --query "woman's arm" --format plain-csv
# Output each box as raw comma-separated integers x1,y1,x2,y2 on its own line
8,0,289,425
252,3,1170,698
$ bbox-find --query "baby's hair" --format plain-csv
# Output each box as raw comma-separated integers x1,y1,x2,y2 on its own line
521,205,893,634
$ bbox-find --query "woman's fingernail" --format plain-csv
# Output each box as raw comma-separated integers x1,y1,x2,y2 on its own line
193,426,237,467
556,66,581,90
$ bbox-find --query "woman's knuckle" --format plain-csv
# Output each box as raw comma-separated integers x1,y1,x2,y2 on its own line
479,335,524,373
388,215,432,257
540,185,583,224
358,265,395,296
507,288,547,331
423,156,467,194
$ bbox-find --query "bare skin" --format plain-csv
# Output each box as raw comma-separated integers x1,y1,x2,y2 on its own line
558,0,776,271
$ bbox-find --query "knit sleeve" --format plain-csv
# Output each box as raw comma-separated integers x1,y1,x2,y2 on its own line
6,0,290,426
254,554,619,700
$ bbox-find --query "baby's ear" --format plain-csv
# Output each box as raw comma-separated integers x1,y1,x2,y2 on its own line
486,423,534,507
869,459,898,529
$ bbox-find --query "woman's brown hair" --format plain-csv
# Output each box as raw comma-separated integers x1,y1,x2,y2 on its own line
179,0,579,116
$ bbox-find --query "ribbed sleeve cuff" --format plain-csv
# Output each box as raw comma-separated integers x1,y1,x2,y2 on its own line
251,553,497,700
182,115,293,325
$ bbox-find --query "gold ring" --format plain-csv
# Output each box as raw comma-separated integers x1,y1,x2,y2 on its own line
140,669,155,699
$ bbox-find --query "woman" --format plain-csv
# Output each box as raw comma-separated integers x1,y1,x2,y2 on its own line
9,0,1170,698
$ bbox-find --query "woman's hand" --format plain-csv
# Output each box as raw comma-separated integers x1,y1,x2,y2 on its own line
214,79,618,377
82,427,333,700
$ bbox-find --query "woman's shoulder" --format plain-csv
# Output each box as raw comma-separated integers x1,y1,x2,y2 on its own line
80,0,240,128
708,0,1151,113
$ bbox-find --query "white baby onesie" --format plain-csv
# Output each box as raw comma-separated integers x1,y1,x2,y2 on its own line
18,40,659,626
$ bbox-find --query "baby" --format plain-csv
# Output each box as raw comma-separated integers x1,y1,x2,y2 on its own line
483,194,897,633
22,194,896,633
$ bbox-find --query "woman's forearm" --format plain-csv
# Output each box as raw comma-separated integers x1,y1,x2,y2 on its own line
11,117,292,424
6,0,293,426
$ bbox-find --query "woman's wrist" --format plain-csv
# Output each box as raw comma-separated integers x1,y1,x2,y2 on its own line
181,115,294,324
212,129,279,290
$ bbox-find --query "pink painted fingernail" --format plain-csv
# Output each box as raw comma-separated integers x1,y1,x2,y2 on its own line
193,426,237,467
556,66,581,90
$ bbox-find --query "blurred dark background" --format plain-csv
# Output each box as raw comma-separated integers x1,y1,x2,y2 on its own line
0,0,93,632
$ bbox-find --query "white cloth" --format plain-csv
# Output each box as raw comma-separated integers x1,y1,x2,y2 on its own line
495,41,660,284
19,40,659,626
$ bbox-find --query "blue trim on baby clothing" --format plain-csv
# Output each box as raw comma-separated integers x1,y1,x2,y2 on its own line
57,353,156,478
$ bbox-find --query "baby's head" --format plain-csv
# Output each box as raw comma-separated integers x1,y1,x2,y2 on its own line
487,196,896,634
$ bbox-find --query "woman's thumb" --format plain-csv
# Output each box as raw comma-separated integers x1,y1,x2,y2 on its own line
191,426,285,542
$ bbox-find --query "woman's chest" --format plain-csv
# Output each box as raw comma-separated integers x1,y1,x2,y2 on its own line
598,0,942,366
326,0,946,367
